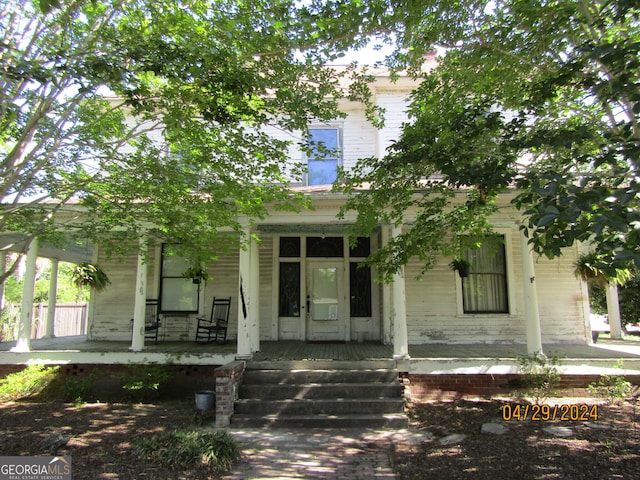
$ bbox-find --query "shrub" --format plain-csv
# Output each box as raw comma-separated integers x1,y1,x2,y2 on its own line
589,273,640,326
0,304,19,342
0,365,60,401
118,364,173,402
133,430,240,472
588,360,632,405
513,353,562,404
47,370,99,404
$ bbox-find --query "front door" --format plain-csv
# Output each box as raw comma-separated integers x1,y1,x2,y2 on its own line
306,261,345,341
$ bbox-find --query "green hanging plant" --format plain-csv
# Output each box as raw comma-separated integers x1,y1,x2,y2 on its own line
449,258,471,278
573,252,631,286
182,266,209,285
72,263,111,291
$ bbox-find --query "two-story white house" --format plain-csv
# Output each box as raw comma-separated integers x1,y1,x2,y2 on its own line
85,66,592,361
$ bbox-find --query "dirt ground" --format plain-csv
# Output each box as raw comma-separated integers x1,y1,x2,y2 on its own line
0,400,217,479
1,398,639,479
396,397,640,480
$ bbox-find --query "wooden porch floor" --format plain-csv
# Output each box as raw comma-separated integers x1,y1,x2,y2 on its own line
1,336,639,360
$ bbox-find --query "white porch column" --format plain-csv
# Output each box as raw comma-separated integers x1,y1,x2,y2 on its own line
391,224,409,360
236,231,252,359
606,283,623,340
0,251,6,314
44,258,59,338
129,236,148,352
11,239,39,352
520,230,543,355
380,227,392,345
249,235,260,352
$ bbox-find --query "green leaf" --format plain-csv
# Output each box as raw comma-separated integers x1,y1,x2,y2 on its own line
537,214,558,227
37,0,61,14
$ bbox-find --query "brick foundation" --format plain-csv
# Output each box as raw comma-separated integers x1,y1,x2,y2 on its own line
0,364,220,401
405,373,640,401
0,365,27,377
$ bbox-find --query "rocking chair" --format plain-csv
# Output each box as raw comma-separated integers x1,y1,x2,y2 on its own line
195,296,231,344
131,299,161,344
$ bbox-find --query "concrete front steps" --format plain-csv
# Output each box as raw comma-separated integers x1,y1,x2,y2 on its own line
232,360,408,428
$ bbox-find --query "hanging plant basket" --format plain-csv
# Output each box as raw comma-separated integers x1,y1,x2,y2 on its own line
72,263,111,291
449,258,471,278
574,254,608,286
182,266,209,285
573,253,631,286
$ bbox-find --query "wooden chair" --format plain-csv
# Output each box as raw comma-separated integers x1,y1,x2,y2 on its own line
131,299,161,344
144,299,161,344
195,296,231,344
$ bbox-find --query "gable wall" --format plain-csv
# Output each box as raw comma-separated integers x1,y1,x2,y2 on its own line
258,90,410,184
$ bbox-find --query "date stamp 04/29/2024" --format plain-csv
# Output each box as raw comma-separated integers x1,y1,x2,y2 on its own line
501,403,599,422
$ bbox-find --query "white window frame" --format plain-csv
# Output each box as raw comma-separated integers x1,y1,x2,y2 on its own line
305,126,342,186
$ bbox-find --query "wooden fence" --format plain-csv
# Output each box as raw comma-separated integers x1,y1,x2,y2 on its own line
30,303,88,338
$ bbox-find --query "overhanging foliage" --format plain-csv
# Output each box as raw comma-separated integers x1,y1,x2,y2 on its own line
338,0,640,278
0,0,378,282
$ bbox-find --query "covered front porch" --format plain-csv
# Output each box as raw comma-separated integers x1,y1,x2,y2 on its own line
2,336,639,375
6,215,607,358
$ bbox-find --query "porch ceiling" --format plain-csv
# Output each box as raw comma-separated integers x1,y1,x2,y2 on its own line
0,233,93,264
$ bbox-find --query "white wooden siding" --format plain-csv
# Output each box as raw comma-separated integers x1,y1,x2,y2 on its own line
87,79,591,346
341,107,378,171
199,247,240,339
260,91,407,185
376,92,410,156
89,225,589,345
404,227,588,345
89,246,148,341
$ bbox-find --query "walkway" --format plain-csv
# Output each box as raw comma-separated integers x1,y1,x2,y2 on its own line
221,428,429,480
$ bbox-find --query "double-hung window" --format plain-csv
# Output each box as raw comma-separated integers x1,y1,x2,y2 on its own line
307,128,340,186
462,236,509,314
160,244,200,313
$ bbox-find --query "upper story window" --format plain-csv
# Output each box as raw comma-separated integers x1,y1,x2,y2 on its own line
307,128,341,186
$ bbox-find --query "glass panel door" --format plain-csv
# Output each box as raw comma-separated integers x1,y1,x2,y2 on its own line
311,267,338,320
307,261,344,341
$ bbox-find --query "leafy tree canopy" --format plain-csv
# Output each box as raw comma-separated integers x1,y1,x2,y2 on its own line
0,0,376,282
338,0,640,280
4,0,638,287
